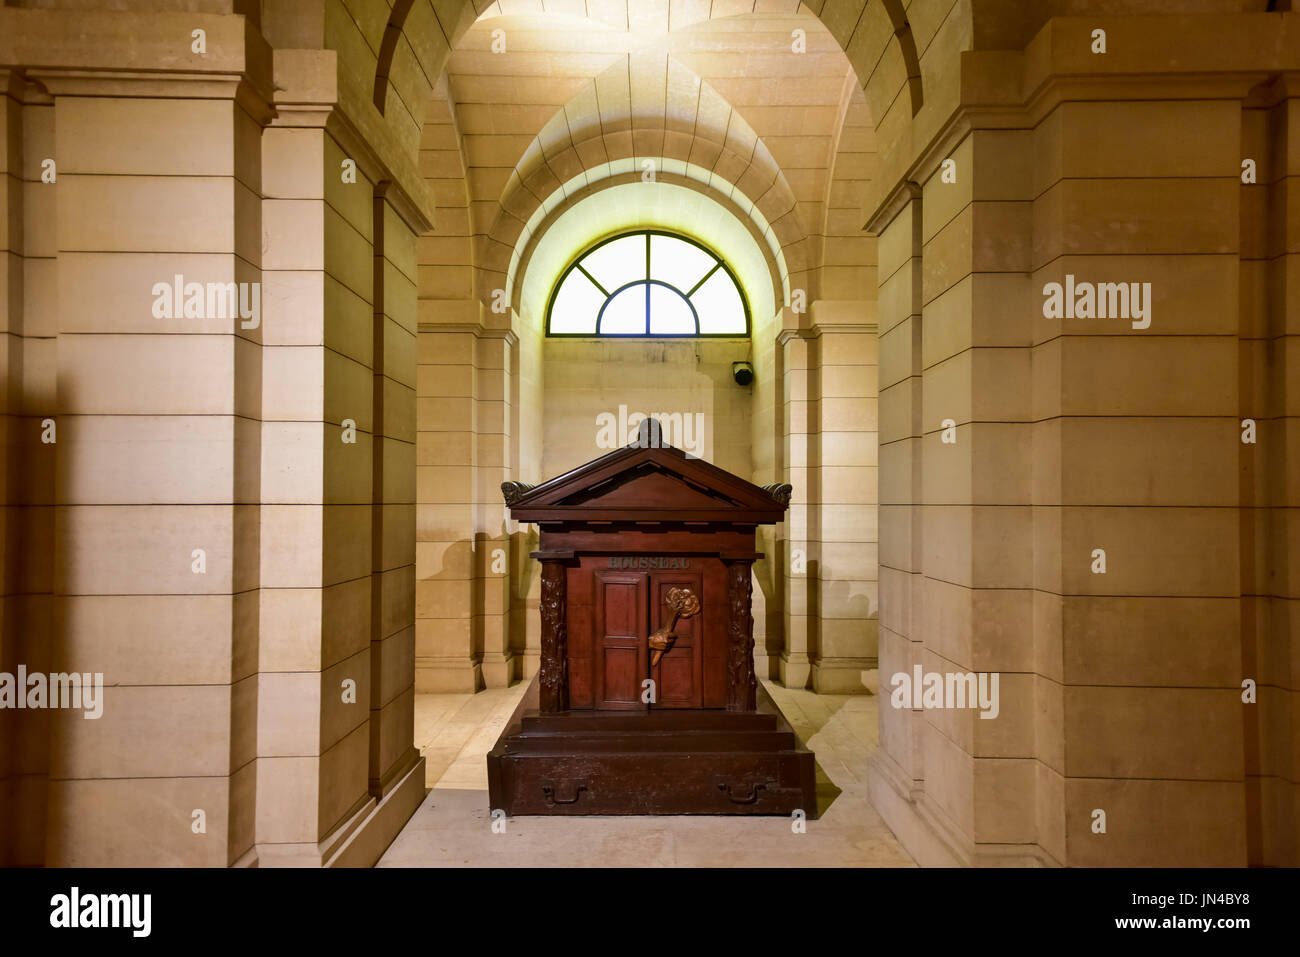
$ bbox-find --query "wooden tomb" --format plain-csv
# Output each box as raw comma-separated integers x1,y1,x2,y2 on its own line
487,425,818,816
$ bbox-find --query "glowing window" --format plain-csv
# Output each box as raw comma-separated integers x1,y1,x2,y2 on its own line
546,230,749,337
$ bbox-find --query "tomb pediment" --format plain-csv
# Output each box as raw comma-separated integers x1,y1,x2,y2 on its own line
502,440,790,525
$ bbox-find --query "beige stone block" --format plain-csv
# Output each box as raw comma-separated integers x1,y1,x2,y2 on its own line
1056,336,1236,416
878,566,912,638
58,414,249,505
876,435,914,507
1065,779,1246,867
61,594,239,685
59,97,247,178
417,464,473,504
258,671,322,757
56,251,260,336
918,720,974,841
319,505,371,587
1065,686,1243,780
818,617,877,660
418,396,474,429
417,503,475,541
819,541,879,582
380,436,416,503
819,364,876,399
380,503,415,571
263,127,325,200
1033,254,1238,340
47,777,230,867
973,757,1037,844
418,362,473,398
923,505,1034,590
1056,506,1239,597
259,587,323,673
382,377,417,445
59,174,253,255
417,430,472,466
375,625,415,704
878,315,920,389
320,647,370,753
820,465,878,505
877,257,921,335
260,504,326,589
316,721,371,839
416,578,473,621
878,378,921,451
1032,179,1236,268
1041,416,1238,507
264,199,325,271
49,684,234,779
59,333,253,416
256,755,320,844
262,270,324,346
877,504,914,574
1039,99,1239,186
922,422,1032,506
876,627,917,773
323,275,374,365
922,134,974,246
262,421,328,504
57,504,251,595
372,685,415,777
820,432,877,468
325,204,374,301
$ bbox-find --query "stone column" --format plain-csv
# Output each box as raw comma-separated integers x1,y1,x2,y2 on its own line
869,187,927,828
475,330,517,687
808,305,880,693
535,551,571,713
29,14,272,866
415,326,481,692
0,69,56,868
725,557,758,712
367,188,422,803
778,330,813,689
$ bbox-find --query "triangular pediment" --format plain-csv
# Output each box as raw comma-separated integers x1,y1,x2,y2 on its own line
502,437,790,525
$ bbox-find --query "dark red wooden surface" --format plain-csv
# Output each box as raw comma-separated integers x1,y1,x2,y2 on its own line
490,434,809,816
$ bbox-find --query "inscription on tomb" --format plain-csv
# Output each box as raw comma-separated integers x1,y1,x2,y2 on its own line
607,556,691,569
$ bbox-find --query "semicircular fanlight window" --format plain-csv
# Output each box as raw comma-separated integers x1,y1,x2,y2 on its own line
546,230,749,337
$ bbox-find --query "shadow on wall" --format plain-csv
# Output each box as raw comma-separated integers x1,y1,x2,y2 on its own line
0,391,56,866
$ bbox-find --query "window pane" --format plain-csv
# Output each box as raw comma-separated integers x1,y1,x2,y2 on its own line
549,269,604,334
580,234,646,293
599,283,648,334
650,234,715,292
690,268,746,333
648,283,696,335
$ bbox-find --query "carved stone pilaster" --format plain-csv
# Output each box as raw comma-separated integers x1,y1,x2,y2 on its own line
539,559,569,713
724,559,757,712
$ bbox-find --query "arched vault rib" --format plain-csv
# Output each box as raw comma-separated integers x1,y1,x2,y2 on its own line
375,0,930,130
473,59,810,309
506,166,791,325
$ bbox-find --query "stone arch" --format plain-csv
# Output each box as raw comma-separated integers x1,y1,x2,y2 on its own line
483,124,807,311
369,0,942,152
508,170,789,328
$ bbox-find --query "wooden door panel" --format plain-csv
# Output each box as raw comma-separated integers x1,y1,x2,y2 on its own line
649,570,703,708
593,571,647,711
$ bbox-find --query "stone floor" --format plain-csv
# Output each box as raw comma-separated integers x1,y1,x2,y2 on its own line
378,679,915,867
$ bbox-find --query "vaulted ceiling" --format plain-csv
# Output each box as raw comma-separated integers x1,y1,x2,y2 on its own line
415,2,879,321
